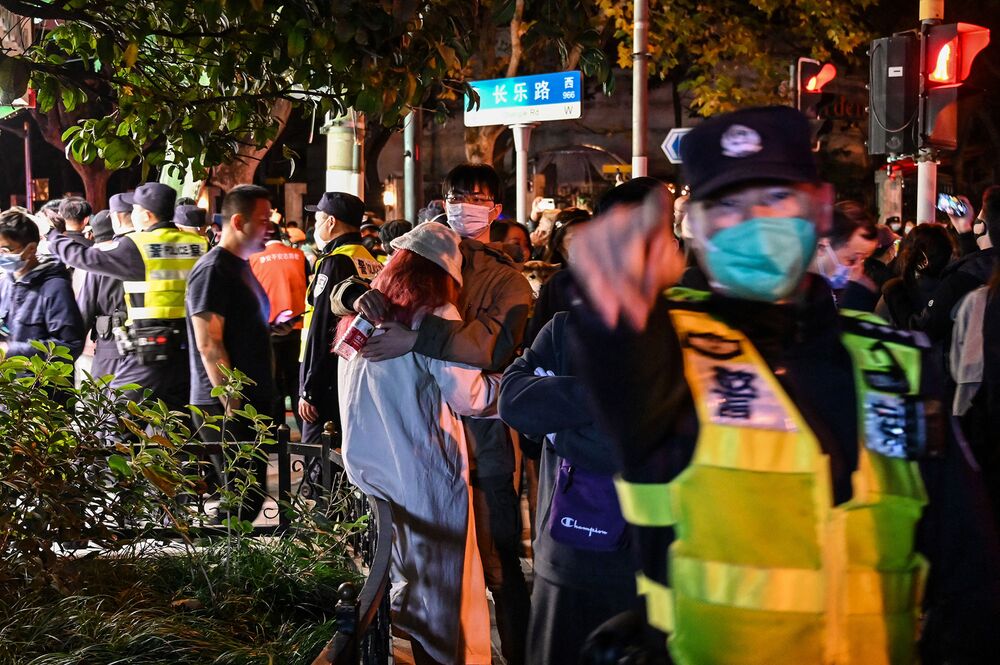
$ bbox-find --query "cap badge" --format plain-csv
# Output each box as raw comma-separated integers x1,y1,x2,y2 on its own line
720,124,763,158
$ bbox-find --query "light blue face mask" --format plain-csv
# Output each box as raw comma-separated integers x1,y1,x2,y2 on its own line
699,217,818,302
0,252,26,274
817,243,851,290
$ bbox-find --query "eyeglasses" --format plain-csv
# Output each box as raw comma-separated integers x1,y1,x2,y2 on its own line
446,193,494,206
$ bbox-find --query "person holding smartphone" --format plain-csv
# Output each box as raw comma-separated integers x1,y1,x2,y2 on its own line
249,223,310,432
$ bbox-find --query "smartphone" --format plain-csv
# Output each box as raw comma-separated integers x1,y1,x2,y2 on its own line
936,193,968,217
538,198,556,211
271,309,304,326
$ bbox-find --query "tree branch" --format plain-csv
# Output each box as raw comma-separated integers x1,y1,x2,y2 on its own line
506,0,524,78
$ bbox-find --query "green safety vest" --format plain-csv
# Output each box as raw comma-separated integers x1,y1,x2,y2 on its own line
615,290,929,665
122,228,209,323
300,242,382,361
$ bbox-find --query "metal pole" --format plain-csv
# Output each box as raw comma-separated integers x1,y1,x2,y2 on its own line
916,153,938,224
403,109,422,222
632,0,649,177
915,0,943,223
511,123,535,225
23,119,32,211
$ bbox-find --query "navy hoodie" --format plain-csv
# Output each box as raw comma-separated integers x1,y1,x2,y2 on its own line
0,259,84,359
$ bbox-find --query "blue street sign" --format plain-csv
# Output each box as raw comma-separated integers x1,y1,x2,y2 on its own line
661,127,691,164
464,71,583,127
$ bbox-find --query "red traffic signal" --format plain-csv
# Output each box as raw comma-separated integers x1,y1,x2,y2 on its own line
922,22,990,149
805,63,837,92
926,23,990,86
797,58,837,119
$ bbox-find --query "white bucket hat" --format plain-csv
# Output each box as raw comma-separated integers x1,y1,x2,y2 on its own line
390,222,464,287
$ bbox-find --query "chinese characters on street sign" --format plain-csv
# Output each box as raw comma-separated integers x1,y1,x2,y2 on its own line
464,71,582,127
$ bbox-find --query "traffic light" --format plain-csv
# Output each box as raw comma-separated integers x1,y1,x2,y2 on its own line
868,34,920,156
796,57,837,118
796,58,837,149
921,22,990,149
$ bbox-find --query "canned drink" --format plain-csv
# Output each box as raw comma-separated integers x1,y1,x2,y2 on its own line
334,315,376,360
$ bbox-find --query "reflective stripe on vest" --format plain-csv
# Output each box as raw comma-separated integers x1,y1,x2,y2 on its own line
299,243,383,361
122,228,208,323
616,295,928,665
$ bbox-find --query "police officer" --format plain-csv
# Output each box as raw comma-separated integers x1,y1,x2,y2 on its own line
40,182,208,407
570,107,1000,665
76,210,131,383
173,204,209,237
297,192,381,444
109,193,134,237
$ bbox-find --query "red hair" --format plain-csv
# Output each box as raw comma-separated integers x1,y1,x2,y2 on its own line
336,249,459,340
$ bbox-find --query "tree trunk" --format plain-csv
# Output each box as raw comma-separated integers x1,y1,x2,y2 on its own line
208,99,293,192
464,125,506,164
70,163,111,210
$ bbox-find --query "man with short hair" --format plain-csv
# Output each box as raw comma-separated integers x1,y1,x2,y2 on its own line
187,184,280,522
38,199,65,234
58,197,93,244
345,163,534,665
39,182,208,407
296,191,381,445
569,105,1000,664
0,208,83,360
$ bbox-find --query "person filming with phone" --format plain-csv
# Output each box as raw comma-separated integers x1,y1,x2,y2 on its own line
908,188,999,343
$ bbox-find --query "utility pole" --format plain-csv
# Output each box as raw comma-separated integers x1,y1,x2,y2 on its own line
915,0,943,224
511,123,536,225
632,0,649,177
322,111,365,198
23,119,32,211
403,109,422,223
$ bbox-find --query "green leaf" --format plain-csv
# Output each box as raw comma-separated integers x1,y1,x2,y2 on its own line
60,125,83,142
354,88,380,114
287,30,306,59
107,454,132,478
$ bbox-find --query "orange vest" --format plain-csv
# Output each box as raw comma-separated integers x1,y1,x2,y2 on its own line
249,242,308,329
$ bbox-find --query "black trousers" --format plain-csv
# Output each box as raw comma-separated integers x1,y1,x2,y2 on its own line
528,573,637,665
471,473,530,665
191,403,268,522
270,331,302,434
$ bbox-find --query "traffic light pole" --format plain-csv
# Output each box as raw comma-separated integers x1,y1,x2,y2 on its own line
631,0,649,177
915,0,943,223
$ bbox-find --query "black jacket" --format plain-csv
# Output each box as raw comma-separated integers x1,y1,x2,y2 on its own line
501,312,636,586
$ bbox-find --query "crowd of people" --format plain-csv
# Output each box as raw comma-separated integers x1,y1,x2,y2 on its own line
3,103,1000,665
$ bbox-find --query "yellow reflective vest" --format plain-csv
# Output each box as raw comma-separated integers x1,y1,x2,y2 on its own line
615,292,928,665
300,242,382,361
122,228,209,323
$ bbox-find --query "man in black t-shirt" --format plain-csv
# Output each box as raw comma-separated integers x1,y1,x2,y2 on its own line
187,184,282,523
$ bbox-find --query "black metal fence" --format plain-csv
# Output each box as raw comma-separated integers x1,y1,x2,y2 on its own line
279,427,393,665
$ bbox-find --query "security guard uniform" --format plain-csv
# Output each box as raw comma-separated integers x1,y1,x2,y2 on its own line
299,232,381,443
46,222,208,407
613,288,930,665
572,279,1000,665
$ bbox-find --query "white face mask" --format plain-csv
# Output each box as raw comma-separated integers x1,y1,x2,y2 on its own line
314,217,332,252
446,202,492,238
